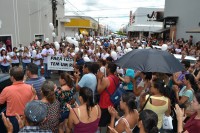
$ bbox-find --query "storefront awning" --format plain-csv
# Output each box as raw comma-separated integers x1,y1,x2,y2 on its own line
186,28,200,33
79,29,89,35
156,16,178,25
153,28,170,33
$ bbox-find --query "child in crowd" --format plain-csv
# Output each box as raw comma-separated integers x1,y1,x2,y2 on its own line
118,68,135,92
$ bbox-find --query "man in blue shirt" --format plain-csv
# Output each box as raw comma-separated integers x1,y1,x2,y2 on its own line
103,40,110,48
74,62,97,102
25,63,46,100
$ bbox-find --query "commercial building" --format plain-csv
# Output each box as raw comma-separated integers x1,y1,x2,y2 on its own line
59,16,98,37
127,7,163,39
162,0,200,43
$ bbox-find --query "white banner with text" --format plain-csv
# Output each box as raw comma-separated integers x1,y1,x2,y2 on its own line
47,56,74,71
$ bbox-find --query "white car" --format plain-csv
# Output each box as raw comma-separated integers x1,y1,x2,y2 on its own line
173,54,197,65
152,45,162,49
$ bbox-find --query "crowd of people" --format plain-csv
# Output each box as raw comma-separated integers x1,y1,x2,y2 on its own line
0,35,200,133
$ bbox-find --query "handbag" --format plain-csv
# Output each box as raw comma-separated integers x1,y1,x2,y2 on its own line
105,77,126,106
163,115,173,130
133,94,151,133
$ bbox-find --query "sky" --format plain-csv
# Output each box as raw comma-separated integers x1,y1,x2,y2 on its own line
64,0,165,31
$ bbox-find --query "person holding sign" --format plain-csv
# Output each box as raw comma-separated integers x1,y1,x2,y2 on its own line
41,43,54,79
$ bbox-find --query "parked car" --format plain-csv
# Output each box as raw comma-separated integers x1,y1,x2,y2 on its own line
173,54,197,65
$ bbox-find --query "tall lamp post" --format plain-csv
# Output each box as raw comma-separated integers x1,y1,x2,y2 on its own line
97,17,108,36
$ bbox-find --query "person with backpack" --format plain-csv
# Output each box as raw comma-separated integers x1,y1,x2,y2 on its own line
97,62,119,132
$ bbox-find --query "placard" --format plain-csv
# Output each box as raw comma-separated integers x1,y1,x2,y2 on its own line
47,56,74,71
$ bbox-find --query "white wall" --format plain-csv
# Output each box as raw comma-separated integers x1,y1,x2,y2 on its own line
127,7,163,32
64,27,79,37
165,0,200,43
0,0,65,47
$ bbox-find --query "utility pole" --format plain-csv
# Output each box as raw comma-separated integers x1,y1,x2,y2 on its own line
52,0,57,41
98,18,100,36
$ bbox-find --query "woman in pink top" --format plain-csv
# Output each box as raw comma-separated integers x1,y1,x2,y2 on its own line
68,87,101,133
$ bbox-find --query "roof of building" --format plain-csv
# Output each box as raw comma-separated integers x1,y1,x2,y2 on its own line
63,15,98,23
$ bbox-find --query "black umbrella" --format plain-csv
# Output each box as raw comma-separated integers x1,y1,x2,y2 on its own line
115,49,184,74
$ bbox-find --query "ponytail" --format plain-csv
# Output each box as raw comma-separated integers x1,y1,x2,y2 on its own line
79,87,95,118
149,126,159,133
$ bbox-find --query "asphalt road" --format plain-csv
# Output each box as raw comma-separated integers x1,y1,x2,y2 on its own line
46,71,60,86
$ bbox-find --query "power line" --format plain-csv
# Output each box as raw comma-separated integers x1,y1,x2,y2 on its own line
65,0,85,15
66,5,164,12
91,14,147,18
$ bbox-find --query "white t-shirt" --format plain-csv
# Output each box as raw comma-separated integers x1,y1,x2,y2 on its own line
10,52,19,63
41,48,54,63
56,52,63,56
88,48,94,54
100,66,106,77
33,53,42,66
22,52,31,63
0,55,11,66
101,53,109,60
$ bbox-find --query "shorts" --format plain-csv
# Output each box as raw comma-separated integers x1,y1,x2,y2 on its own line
60,111,69,122
98,108,111,127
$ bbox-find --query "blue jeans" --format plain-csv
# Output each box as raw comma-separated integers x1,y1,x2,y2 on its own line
1,65,10,73
44,63,51,78
22,63,30,73
37,65,41,77
7,116,19,133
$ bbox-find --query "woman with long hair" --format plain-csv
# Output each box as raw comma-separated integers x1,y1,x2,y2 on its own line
55,72,75,133
0,49,11,73
173,73,197,115
108,109,159,133
39,81,60,133
32,48,42,77
133,72,152,109
140,78,171,130
133,72,152,97
22,46,31,72
138,109,159,133
10,47,20,67
108,92,138,133
68,87,101,133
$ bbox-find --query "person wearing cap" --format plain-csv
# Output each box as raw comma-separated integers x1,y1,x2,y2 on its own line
41,43,54,79
118,68,135,92
2,100,52,133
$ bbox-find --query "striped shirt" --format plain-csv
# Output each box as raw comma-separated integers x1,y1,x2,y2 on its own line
25,77,46,100
19,126,52,133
